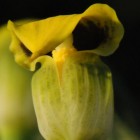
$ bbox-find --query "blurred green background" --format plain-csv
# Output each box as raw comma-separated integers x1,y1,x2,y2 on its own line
0,0,140,139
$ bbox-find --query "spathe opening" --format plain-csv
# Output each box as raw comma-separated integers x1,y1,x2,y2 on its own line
20,42,32,56
72,17,108,51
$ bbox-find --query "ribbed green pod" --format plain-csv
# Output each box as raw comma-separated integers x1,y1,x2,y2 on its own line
32,52,113,140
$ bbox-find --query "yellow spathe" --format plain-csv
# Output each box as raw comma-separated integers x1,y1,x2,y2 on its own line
8,3,124,70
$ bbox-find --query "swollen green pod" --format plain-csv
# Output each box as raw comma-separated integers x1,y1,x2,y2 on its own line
32,51,113,140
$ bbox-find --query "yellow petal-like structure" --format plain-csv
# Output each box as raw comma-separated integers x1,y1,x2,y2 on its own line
8,3,124,70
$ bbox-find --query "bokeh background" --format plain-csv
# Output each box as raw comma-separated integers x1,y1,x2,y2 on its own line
0,0,140,139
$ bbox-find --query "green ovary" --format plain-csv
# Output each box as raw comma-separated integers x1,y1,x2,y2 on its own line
32,51,113,140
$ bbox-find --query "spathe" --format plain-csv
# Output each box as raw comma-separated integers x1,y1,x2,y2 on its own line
8,3,124,70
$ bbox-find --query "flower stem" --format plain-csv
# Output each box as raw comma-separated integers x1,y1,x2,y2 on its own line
0,126,24,140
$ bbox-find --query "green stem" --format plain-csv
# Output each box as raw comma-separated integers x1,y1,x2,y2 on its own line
0,126,24,140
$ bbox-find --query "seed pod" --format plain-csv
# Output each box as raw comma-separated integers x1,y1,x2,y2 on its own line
32,51,113,140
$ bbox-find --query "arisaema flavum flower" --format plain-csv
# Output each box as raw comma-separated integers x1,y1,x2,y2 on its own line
8,3,124,140
0,21,42,140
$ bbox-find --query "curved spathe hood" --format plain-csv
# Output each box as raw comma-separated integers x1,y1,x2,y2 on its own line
8,3,124,70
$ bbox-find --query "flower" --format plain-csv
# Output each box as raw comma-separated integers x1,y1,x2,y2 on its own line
7,3,124,140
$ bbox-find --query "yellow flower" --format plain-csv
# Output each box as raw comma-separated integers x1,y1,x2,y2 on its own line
7,3,124,140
